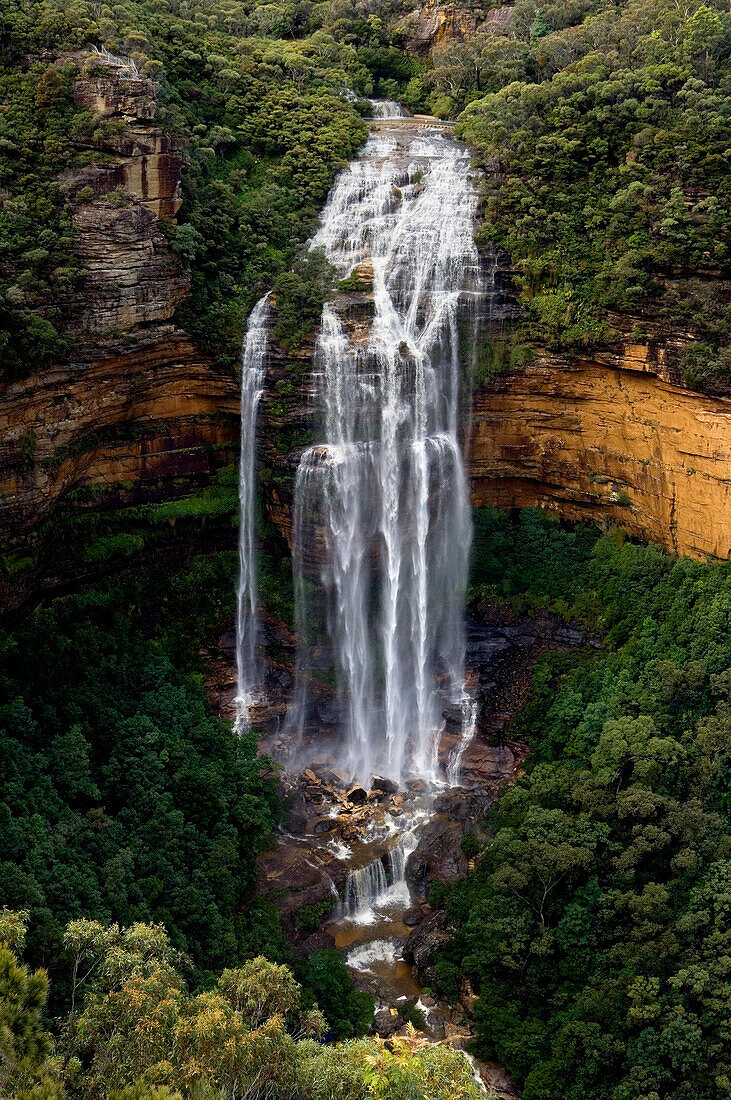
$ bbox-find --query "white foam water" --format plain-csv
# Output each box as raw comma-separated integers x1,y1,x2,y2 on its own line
233,294,270,732
347,938,400,971
291,122,482,786
368,99,406,118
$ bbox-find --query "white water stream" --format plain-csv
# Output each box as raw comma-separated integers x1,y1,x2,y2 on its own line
234,294,270,731
232,109,489,1082
291,117,482,786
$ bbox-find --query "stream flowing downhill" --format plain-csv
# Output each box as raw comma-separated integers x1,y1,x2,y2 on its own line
234,294,270,731
234,104,490,1054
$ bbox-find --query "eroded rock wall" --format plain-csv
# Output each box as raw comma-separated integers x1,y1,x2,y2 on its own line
468,348,731,561
1,55,239,610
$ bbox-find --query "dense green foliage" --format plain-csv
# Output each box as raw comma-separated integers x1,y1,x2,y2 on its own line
438,508,731,1100
0,0,380,375
0,553,278,1008
295,950,375,1040
0,914,484,1100
452,0,731,385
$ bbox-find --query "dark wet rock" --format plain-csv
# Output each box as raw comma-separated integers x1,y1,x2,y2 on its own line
373,1009,405,1038
403,906,424,927
258,838,347,923
299,930,336,955
475,1060,522,1100
352,972,380,998
432,787,490,821
444,1022,472,1049
316,698,343,725
460,742,516,789
371,774,399,794
402,911,454,986
283,790,309,832
407,815,468,887
304,785,325,803
218,630,236,653
347,784,368,804
313,818,337,834
265,666,293,692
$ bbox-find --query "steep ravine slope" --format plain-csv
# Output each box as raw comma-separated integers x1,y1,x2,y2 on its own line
0,55,239,609
257,285,731,566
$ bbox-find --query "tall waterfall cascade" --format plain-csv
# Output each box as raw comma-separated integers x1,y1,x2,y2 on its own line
234,294,270,732
291,117,483,785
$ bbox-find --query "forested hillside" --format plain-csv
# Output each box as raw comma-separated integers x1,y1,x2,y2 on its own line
1,2,730,1099
436,510,731,1100
1,0,729,381
0,0,412,376
453,0,731,388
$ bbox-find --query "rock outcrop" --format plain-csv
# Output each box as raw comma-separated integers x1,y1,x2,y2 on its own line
0,54,239,610
468,346,731,561
403,2,515,54
68,52,184,219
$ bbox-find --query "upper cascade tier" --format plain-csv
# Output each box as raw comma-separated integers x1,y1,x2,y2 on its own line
290,115,483,786
367,99,407,118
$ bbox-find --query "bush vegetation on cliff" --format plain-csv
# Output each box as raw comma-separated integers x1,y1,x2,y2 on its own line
1,911,483,1100
0,0,375,375
451,0,731,383
437,508,731,1100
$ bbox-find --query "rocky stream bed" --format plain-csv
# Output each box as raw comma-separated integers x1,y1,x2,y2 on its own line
205,606,590,1097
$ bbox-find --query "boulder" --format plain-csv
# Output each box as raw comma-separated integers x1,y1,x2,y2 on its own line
299,930,336,955
371,774,398,794
402,912,454,986
347,785,368,804
373,1009,405,1038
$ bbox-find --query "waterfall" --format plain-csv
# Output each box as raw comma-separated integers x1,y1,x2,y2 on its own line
340,816,423,923
234,294,270,733
368,99,406,119
446,696,478,786
292,122,482,785
342,858,388,923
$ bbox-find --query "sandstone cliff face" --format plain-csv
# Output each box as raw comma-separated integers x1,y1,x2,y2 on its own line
404,2,515,54
0,55,239,610
257,268,731,566
0,334,237,537
5,53,731,617
69,54,183,219
468,347,731,561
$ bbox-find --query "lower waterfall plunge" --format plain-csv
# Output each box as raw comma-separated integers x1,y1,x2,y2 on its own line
340,817,422,924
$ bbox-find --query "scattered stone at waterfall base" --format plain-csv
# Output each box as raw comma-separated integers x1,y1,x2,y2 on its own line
203,608,588,1097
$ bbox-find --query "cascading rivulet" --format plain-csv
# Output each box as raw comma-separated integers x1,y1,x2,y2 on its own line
234,294,270,732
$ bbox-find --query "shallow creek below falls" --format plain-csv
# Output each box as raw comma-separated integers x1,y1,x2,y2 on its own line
207,605,587,1098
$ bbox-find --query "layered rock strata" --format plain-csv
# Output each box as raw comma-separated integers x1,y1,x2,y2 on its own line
1,54,239,610
468,346,731,561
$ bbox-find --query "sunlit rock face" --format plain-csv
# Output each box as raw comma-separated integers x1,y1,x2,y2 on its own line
70,52,184,218
467,345,731,562
402,2,515,55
